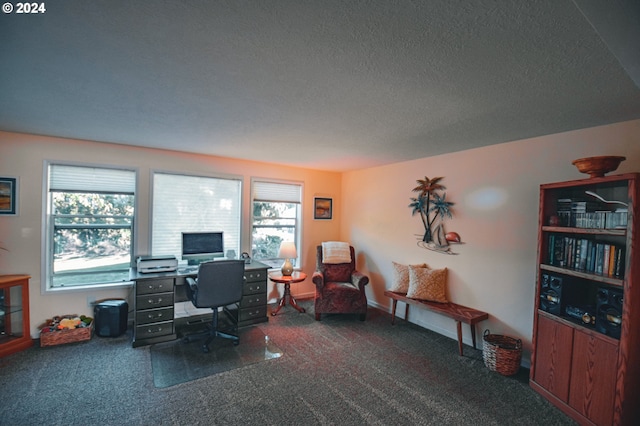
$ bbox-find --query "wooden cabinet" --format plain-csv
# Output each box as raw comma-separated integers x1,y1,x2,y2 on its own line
0,275,33,357
530,173,640,425
224,263,269,327
133,276,176,347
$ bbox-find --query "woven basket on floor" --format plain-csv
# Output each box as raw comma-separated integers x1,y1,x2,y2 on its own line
482,329,522,376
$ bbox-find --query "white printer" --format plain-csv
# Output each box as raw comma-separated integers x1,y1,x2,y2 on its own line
136,255,178,273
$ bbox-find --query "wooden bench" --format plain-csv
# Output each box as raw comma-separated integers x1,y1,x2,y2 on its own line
384,290,489,356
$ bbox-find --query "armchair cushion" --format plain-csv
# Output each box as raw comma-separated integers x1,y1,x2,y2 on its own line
406,266,448,303
390,262,429,293
321,241,352,264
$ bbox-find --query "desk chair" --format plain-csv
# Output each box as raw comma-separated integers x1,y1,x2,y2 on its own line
184,260,245,353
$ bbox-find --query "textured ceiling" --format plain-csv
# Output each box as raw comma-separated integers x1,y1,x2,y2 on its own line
1,0,640,172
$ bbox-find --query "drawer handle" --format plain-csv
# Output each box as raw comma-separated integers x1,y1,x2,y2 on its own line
148,297,162,304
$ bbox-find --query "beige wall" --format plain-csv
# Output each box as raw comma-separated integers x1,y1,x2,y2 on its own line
2,119,640,360
341,119,640,365
0,133,342,336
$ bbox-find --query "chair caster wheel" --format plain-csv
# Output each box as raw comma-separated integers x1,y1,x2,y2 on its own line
202,345,210,353
233,340,240,346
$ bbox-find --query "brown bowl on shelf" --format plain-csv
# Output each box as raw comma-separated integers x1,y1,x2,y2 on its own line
571,156,626,178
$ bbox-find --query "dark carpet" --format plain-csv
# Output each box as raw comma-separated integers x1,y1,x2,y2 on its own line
0,301,576,425
151,326,282,388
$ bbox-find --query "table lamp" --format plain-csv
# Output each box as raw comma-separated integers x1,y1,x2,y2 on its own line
277,241,297,276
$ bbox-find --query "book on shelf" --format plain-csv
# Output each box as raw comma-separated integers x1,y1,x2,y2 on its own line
554,198,628,229
547,235,624,278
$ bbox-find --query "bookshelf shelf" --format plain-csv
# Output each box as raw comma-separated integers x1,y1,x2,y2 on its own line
530,173,640,426
539,264,623,287
542,225,626,236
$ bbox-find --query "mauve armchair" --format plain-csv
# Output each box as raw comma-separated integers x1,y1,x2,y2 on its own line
312,245,369,321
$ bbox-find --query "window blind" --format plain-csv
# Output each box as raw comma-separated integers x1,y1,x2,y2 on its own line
50,164,135,194
253,181,301,203
152,173,242,258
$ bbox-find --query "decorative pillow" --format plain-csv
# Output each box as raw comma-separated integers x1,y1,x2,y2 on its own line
322,241,351,264
390,262,429,293
406,266,448,303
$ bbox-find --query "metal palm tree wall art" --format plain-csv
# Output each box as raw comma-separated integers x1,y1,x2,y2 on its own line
409,176,461,255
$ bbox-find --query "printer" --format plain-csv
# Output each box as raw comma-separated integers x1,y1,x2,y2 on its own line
136,255,178,273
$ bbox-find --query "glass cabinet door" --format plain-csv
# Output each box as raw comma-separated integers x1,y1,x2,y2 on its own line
0,275,32,357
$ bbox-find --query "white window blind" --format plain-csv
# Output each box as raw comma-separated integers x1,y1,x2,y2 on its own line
152,173,242,259
253,181,301,203
50,164,135,194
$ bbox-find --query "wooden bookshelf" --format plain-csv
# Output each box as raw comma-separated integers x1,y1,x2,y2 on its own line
530,174,640,426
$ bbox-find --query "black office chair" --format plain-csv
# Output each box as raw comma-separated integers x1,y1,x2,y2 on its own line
183,260,245,353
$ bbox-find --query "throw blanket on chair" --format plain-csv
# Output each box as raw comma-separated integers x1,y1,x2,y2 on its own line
322,241,351,264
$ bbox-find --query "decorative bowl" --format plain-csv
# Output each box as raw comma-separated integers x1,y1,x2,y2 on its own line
571,156,626,178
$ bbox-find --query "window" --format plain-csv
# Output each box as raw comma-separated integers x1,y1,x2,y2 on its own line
251,180,302,269
151,172,242,261
46,164,136,290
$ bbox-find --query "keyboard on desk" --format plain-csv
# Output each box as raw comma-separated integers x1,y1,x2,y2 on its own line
178,266,199,274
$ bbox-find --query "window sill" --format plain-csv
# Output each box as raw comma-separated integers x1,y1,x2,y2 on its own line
44,280,134,294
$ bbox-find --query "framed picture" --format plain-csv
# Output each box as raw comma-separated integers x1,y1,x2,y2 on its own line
0,177,18,215
314,197,332,220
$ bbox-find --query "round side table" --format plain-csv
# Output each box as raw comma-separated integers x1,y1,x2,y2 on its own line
269,271,307,316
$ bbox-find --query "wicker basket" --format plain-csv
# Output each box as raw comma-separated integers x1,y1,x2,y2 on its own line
40,320,93,347
482,329,522,376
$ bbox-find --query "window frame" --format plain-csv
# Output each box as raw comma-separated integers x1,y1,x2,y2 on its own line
42,161,138,293
250,178,303,270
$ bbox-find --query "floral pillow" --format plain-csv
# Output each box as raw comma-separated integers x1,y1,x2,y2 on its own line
406,266,448,303
390,262,429,293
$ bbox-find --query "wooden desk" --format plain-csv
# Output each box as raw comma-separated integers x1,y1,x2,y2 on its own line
129,261,269,347
269,272,307,316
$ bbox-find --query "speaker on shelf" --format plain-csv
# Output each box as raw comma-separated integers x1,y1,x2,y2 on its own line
540,273,563,315
94,300,129,337
595,287,623,339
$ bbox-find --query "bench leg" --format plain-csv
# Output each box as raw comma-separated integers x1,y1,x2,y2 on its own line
456,321,463,356
470,324,477,350
391,299,398,325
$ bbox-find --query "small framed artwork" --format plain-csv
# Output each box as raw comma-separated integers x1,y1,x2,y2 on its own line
0,177,18,215
314,197,332,220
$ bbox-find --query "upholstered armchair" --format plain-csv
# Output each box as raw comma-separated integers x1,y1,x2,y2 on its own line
312,244,369,321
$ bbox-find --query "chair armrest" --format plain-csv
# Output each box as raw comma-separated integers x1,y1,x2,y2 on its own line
352,271,369,292
185,277,198,303
312,271,325,290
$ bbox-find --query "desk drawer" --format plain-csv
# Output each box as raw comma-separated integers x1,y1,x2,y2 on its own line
245,269,267,283
136,278,174,295
136,306,174,325
135,320,174,339
240,293,267,308
136,292,174,310
243,280,266,295
239,305,267,322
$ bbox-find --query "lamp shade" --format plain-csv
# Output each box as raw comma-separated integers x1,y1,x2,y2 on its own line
277,241,297,259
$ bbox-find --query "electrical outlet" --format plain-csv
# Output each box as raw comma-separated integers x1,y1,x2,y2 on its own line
87,295,96,307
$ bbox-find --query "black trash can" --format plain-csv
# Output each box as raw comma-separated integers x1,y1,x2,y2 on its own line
94,300,128,337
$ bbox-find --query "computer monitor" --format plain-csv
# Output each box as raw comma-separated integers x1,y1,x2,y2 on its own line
181,231,224,265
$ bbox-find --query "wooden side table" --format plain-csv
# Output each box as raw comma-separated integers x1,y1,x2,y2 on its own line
269,271,307,316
